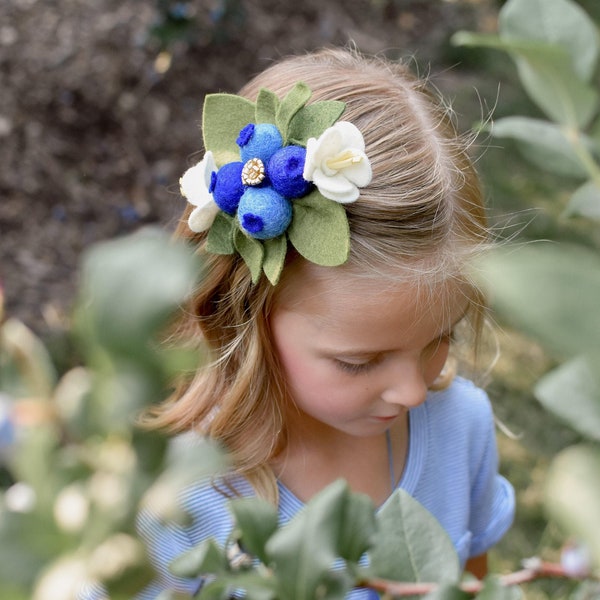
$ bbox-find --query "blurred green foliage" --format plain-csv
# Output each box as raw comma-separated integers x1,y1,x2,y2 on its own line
454,0,600,590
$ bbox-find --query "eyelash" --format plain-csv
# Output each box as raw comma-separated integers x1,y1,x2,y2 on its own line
334,359,377,375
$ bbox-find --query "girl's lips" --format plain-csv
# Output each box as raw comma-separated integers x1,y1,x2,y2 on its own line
372,415,397,422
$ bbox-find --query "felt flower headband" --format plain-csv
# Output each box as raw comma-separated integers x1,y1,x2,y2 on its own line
179,82,372,285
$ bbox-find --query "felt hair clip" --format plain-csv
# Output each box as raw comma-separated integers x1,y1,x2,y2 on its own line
179,82,372,285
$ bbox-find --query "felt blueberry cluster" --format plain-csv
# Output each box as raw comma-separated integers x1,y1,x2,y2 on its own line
180,82,372,284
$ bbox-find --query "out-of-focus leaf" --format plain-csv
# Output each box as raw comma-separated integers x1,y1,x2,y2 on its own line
337,489,377,564
75,227,200,358
265,479,352,600
499,0,600,81
481,244,600,357
230,497,279,565
545,444,600,567
0,318,57,398
451,33,598,128
535,355,600,441
169,539,227,579
488,117,590,179
565,180,600,220
368,488,460,583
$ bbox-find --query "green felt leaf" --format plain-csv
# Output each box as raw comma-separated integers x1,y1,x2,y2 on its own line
262,235,287,285
288,191,350,266
234,230,264,284
255,89,279,125
288,101,346,146
202,93,255,167
206,212,235,255
276,82,311,145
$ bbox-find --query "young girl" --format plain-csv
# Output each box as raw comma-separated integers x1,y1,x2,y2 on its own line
134,47,515,598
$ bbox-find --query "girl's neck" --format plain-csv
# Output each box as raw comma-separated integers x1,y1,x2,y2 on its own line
271,413,409,507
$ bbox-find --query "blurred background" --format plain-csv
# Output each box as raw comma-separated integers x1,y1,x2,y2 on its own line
2,1,600,598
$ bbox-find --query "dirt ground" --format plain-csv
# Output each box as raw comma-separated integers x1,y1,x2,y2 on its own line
0,0,496,332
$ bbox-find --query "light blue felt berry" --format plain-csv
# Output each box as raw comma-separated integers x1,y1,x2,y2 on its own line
237,123,283,164
238,187,292,240
210,161,244,214
268,145,312,198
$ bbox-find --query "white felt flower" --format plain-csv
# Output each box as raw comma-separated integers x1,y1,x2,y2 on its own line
303,121,372,203
179,151,220,232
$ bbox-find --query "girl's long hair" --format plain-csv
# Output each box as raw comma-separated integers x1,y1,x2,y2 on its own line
145,47,490,502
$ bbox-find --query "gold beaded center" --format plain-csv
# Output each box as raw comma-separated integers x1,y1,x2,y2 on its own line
241,158,266,186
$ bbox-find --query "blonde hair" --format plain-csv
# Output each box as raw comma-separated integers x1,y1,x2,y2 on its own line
146,47,490,502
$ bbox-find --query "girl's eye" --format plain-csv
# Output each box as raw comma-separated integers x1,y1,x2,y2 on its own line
334,358,376,375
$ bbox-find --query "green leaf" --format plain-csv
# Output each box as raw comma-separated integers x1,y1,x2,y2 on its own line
234,230,264,284
368,488,460,583
265,479,352,600
489,116,590,179
535,355,600,441
169,539,228,578
276,82,312,145
262,235,287,285
288,101,346,146
499,0,600,82
545,444,600,568
229,497,279,565
75,228,200,356
255,89,279,125
207,213,236,255
565,180,600,221
451,33,598,128
337,492,377,564
480,244,600,357
202,93,255,166
288,191,350,266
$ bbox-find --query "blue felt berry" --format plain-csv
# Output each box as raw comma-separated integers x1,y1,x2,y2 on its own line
237,187,292,240
211,162,244,214
268,145,312,198
238,123,283,164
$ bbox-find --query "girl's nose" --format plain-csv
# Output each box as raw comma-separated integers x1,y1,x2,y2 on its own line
380,360,428,409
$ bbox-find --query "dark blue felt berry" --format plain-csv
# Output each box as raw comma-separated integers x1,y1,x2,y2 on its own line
211,162,244,214
237,187,292,240
236,124,254,147
268,145,312,198
238,123,283,164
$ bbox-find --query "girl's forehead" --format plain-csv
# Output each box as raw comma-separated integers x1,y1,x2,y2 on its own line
275,262,469,324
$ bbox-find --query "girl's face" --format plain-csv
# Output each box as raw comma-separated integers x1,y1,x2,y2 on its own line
270,264,470,439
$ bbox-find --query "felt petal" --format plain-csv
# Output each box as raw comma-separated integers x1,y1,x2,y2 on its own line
312,170,359,204
188,202,220,232
179,152,216,207
337,150,372,187
335,121,366,151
